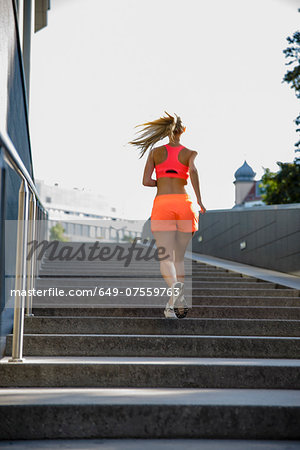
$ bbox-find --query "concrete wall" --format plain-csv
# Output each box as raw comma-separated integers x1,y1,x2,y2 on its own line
0,1,33,180
192,204,300,277
0,0,34,355
141,204,300,277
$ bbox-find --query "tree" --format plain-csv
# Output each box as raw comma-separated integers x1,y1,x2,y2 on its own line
49,223,69,241
122,234,134,243
282,9,300,153
260,9,300,205
260,161,300,205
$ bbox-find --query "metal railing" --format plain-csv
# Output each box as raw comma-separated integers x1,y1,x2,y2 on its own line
0,129,48,362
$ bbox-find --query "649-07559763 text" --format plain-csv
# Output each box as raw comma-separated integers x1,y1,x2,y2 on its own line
10,286,179,298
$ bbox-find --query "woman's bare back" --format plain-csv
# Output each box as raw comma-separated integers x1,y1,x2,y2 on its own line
153,145,194,195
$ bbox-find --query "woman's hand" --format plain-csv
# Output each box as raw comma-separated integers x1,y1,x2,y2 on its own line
197,200,206,215
189,152,206,214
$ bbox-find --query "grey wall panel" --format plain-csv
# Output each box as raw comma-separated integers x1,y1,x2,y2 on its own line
142,205,300,276
191,205,300,276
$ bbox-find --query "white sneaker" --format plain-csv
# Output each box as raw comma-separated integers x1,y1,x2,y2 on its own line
172,282,188,319
164,301,177,319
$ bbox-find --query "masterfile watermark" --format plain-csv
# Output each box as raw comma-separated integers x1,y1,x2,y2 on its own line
26,237,169,267
10,286,176,298
10,288,94,297
5,218,194,309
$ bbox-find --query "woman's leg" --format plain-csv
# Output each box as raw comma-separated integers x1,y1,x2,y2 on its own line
152,230,177,288
174,231,194,283
152,230,177,308
172,231,194,317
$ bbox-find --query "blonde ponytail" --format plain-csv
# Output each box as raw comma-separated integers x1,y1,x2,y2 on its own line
129,111,185,158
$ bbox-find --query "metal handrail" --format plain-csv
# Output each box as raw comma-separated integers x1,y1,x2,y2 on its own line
0,130,45,209
0,128,48,362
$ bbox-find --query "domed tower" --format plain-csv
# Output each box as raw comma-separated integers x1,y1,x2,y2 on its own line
233,160,256,206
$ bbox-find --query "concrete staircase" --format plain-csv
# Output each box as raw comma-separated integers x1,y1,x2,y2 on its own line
1,242,300,440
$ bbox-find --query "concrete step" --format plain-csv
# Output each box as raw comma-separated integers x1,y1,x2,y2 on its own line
40,259,211,266
30,290,299,308
33,294,298,307
40,260,195,268
30,295,300,307
5,334,300,358
35,281,278,290
39,260,225,267
191,295,300,306
1,439,299,449
23,316,300,337
36,275,294,295
38,271,254,281
1,357,300,389
32,306,300,319
34,280,297,297
37,276,270,287
39,262,231,271
196,288,297,297
39,269,238,278
34,278,184,288
39,263,210,272
31,298,300,311
0,388,299,439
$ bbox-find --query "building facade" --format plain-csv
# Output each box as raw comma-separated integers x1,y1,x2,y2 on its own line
233,160,264,208
36,179,142,242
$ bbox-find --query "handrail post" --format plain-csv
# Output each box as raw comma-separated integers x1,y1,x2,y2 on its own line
34,205,40,280
42,208,46,241
36,205,42,275
25,192,36,317
0,151,6,314
44,209,48,240
8,179,29,362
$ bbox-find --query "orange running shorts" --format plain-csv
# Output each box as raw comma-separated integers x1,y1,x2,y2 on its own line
151,194,199,233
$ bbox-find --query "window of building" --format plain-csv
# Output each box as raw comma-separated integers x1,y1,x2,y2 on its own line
75,224,82,235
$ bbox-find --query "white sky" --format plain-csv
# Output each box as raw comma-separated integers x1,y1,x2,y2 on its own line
29,0,300,219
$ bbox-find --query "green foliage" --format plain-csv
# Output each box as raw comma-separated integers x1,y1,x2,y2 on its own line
49,223,69,241
260,159,300,205
264,9,300,204
122,234,134,243
283,13,300,151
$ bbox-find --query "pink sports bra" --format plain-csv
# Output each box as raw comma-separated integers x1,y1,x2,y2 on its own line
155,145,189,180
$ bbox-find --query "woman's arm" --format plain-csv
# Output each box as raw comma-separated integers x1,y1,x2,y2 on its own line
142,149,157,187
189,151,206,214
